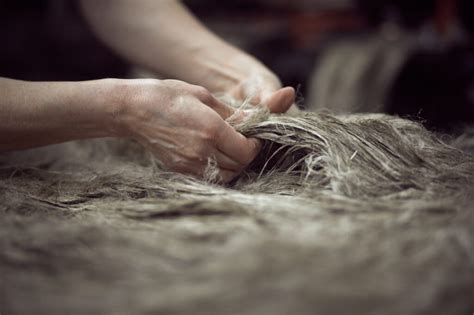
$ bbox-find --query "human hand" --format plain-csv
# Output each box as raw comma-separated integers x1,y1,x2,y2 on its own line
229,77,297,114
216,59,297,114
113,79,262,182
81,0,297,115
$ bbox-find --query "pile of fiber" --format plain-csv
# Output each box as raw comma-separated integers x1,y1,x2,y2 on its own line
1,111,473,315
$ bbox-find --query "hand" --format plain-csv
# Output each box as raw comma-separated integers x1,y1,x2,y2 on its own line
214,58,297,114
80,0,297,114
229,75,297,114
113,79,262,182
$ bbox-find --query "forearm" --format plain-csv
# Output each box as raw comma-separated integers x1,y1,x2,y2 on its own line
80,0,279,93
0,77,119,152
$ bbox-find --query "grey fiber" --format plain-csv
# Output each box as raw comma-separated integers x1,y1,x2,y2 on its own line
1,104,473,315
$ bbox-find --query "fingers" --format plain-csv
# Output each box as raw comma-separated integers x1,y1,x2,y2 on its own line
199,151,254,183
238,85,296,113
214,150,245,171
193,86,235,119
262,87,295,113
218,169,239,183
191,83,296,117
166,158,238,183
201,167,238,184
216,123,262,165
161,135,258,183
168,155,240,183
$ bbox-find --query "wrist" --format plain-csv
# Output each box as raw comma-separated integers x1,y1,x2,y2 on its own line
186,42,256,91
101,78,168,139
91,78,135,138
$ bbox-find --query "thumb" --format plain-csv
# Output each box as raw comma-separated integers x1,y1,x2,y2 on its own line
262,87,295,113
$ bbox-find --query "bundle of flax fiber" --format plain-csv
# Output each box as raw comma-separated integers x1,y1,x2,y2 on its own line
1,104,473,315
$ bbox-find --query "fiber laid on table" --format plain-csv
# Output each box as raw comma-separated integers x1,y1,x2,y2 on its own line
1,110,473,315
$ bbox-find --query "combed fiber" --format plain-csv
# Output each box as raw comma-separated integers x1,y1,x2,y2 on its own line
1,109,473,315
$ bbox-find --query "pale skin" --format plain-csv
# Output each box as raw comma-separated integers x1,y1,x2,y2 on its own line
0,0,296,182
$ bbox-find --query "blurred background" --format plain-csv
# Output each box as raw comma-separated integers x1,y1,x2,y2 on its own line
0,0,473,133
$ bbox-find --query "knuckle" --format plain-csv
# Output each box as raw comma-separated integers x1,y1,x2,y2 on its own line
184,151,203,163
190,145,210,162
177,146,208,164
169,155,206,178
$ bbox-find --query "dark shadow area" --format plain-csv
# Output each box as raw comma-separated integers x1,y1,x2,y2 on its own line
0,0,473,131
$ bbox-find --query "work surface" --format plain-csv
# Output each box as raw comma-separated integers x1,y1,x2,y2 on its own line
1,113,473,315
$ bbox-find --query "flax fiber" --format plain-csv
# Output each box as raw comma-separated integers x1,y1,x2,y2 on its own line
1,108,473,314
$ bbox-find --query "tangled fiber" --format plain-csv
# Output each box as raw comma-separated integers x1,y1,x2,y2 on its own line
1,109,473,315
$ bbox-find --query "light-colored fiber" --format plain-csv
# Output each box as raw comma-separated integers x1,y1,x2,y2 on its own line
1,109,473,315
232,110,473,200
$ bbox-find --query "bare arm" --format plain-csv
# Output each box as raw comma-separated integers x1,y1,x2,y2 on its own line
0,77,278,181
0,77,118,151
79,0,295,110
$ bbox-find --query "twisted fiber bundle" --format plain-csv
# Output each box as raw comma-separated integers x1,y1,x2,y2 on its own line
232,110,473,199
1,110,473,315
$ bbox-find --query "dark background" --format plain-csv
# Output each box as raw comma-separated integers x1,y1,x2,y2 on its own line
0,0,473,132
